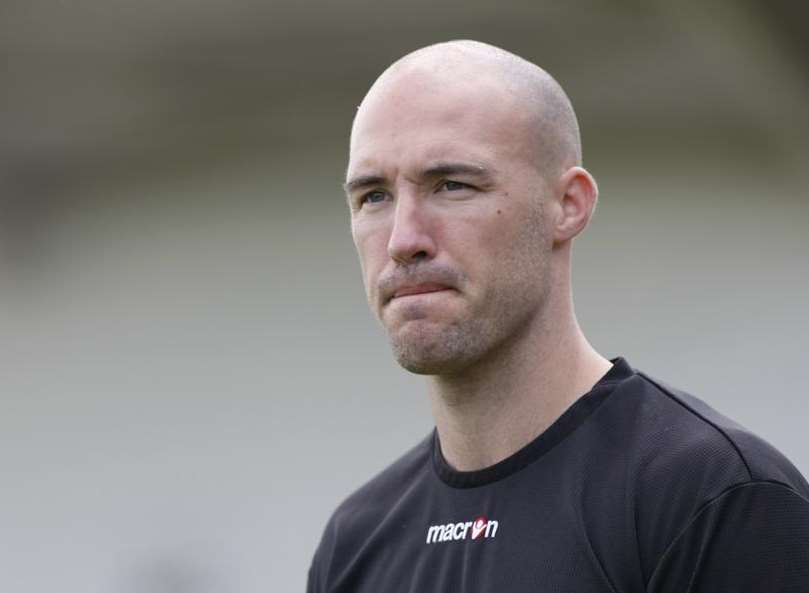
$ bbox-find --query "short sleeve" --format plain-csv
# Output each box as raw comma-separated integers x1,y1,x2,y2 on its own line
647,481,809,593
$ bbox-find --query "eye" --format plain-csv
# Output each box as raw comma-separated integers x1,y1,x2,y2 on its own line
359,190,388,206
438,180,469,192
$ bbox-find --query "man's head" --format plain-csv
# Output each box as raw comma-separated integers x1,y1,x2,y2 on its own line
345,40,598,375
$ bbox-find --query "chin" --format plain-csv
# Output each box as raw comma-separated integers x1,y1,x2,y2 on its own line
388,325,474,376
394,353,448,375
394,352,458,376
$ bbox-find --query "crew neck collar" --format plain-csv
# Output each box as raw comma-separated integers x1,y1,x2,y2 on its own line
431,356,635,489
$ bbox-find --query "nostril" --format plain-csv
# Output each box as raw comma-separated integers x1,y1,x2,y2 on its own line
413,251,429,260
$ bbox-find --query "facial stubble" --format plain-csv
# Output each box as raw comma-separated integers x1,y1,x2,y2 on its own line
382,200,550,376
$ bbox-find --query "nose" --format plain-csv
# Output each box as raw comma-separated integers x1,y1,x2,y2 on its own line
387,194,437,265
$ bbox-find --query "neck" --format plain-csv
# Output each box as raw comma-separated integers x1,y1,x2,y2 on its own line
428,286,612,472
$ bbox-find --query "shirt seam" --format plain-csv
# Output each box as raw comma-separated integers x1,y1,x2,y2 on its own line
644,479,809,590
637,372,754,481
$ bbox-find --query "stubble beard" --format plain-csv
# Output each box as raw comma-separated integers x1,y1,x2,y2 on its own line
388,315,489,376
385,271,548,376
382,197,550,376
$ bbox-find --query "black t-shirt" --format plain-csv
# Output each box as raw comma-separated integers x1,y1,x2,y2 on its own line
307,358,809,592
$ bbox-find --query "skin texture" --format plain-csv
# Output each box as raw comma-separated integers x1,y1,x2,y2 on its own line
345,40,612,471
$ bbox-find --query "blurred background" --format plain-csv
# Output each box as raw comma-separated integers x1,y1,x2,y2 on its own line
2,0,807,591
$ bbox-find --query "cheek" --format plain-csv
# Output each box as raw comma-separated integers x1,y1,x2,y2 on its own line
457,206,524,256
352,222,390,287
458,205,545,281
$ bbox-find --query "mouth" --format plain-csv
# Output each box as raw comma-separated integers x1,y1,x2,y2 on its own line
390,283,454,300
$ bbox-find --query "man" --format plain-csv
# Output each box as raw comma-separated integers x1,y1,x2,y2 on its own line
308,40,809,592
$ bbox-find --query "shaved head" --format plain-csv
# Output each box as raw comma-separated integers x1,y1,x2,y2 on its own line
347,39,599,376
352,40,582,180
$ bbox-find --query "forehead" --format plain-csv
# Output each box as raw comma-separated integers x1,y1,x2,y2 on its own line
348,69,537,178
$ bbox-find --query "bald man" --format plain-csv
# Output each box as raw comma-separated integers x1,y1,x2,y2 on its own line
307,41,809,592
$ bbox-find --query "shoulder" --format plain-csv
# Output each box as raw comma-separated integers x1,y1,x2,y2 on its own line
308,433,433,590
609,368,809,582
596,365,807,495
330,431,433,526
633,370,809,492
646,479,809,592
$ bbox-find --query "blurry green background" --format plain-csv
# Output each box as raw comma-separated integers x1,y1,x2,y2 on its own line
2,1,807,591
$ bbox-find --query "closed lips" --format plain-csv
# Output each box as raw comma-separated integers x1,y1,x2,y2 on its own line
393,284,452,298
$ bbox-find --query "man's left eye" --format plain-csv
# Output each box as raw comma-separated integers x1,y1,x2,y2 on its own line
439,181,468,191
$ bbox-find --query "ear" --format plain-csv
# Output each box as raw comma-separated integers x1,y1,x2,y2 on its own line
552,166,598,244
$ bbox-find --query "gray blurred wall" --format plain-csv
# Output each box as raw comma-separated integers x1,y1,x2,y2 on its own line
1,1,807,591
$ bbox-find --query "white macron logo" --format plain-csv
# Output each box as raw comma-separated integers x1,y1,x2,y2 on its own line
426,515,499,544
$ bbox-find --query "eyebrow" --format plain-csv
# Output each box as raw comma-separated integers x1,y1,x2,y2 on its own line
342,174,386,195
343,162,494,195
